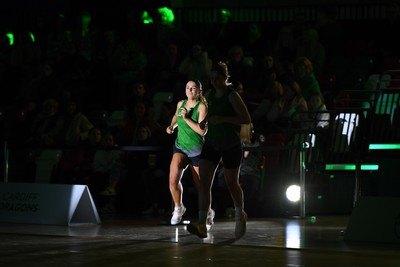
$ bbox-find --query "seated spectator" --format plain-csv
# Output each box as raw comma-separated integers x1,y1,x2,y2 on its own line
126,81,153,109
273,26,297,77
267,77,308,129
114,101,149,146
157,101,175,129
246,52,279,108
307,92,330,129
306,92,330,169
293,56,321,102
241,22,271,61
295,28,326,75
28,98,60,146
250,80,284,134
139,130,170,216
57,126,101,184
93,131,127,200
178,42,212,90
226,45,253,88
49,99,94,147
149,41,185,92
132,125,153,146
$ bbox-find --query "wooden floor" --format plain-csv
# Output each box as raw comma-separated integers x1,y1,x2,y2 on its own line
1,213,399,267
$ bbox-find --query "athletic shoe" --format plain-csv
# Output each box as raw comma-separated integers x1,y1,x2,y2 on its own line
170,205,186,225
206,208,215,231
186,223,207,238
235,211,248,239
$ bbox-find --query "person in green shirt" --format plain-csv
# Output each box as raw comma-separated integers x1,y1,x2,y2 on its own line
166,80,215,229
187,62,251,239
293,56,321,101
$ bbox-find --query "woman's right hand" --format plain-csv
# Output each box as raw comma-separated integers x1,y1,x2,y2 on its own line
166,126,174,134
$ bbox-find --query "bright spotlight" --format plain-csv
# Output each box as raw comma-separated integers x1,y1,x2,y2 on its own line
286,185,300,202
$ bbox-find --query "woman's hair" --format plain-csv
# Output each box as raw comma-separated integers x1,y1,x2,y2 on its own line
43,98,59,109
192,79,202,90
212,61,232,86
189,79,208,107
294,56,313,74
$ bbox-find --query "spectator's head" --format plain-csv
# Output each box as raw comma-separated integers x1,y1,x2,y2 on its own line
137,125,152,142
42,98,59,116
101,131,115,147
88,127,102,146
294,56,313,78
227,45,244,63
308,92,325,110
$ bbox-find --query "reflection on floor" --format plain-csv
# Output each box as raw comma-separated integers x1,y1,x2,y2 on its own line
1,214,400,267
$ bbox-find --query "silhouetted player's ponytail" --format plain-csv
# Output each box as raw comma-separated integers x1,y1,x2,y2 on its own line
213,61,232,86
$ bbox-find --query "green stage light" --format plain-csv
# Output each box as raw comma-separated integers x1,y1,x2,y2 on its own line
369,144,400,150
6,33,14,45
325,164,379,171
221,9,231,17
158,7,175,25
141,11,154,24
29,32,35,42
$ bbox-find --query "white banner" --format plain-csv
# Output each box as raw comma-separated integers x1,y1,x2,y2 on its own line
0,183,101,225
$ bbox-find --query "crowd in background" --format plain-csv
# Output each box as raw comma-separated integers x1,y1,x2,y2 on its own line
1,3,400,215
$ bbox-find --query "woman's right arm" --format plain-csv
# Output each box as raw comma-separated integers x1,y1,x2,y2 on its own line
166,101,181,134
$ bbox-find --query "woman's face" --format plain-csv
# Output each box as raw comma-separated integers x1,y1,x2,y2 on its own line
137,127,150,141
190,45,202,58
295,63,307,78
134,83,145,96
134,102,146,117
89,129,102,144
45,101,58,116
102,134,114,147
309,95,322,109
230,48,242,62
210,71,226,89
185,81,200,99
67,101,77,114
263,56,274,69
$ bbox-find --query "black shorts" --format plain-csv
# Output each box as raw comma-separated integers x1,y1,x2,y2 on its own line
200,143,243,169
173,144,201,167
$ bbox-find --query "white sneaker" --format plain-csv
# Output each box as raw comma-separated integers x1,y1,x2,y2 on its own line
235,211,247,239
170,205,186,225
206,208,215,231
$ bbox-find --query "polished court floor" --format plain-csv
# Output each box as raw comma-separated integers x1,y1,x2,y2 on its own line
1,213,399,267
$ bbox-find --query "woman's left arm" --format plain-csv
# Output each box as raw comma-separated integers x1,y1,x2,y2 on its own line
183,103,208,136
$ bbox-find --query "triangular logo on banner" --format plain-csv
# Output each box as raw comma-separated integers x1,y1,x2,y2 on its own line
0,183,101,226
70,186,101,225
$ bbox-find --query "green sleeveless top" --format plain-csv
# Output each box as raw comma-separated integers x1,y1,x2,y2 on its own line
176,100,203,157
205,88,241,150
